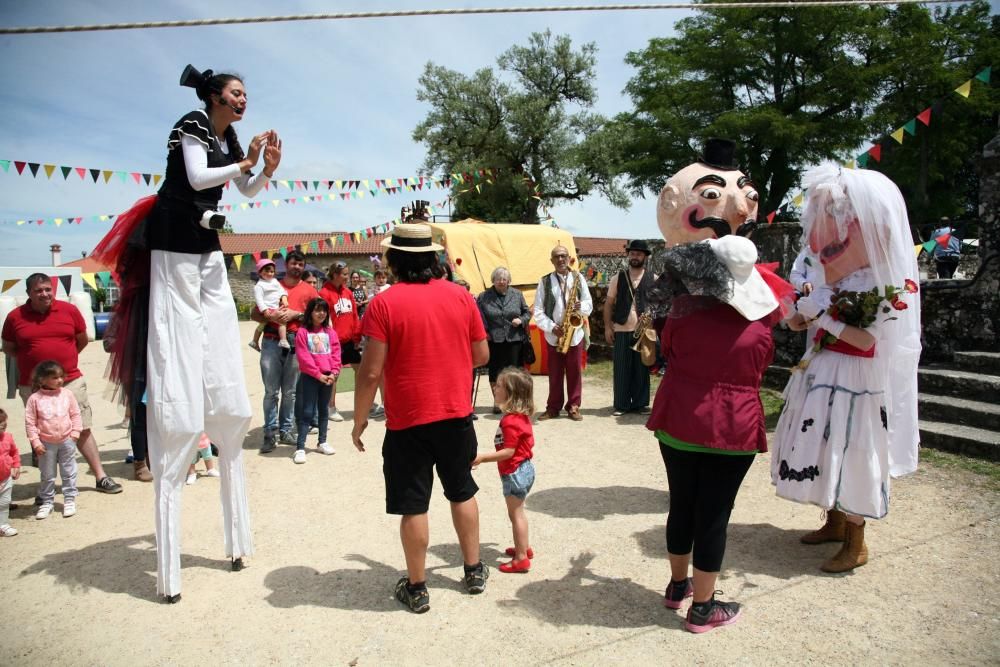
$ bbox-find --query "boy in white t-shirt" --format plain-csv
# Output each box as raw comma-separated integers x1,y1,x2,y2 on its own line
249,258,290,350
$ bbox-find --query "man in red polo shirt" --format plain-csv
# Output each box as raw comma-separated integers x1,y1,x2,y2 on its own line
2,274,122,494
352,223,490,614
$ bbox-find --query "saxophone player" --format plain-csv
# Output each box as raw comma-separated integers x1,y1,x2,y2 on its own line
603,240,655,416
532,245,594,421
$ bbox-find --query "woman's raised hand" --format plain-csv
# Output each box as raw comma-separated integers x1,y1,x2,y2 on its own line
263,130,282,176
246,132,268,166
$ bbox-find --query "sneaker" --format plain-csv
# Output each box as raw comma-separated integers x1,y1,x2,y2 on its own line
260,434,277,454
499,558,531,573
125,451,135,463
63,500,77,518
463,561,489,594
186,472,197,485
394,577,430,614
96,476,123,494
612,409,626,416
278,431,297,445
36,503,53,520
204,469,220,478
248,341,261,352
292,449,306,464
684,593,742,634
318,442,335,455
370,404,385,417
662,577,693,609
329,410,344,423
0,524,18,536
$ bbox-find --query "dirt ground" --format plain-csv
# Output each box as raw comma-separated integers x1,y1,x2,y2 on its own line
3,321,998,666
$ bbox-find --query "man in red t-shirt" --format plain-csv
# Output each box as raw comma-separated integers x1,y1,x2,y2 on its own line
353,223,490,614
1,274,122,494
253,251,316,452
318,261,361,422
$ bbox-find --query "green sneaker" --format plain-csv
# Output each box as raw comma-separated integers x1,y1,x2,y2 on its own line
394,577,430,614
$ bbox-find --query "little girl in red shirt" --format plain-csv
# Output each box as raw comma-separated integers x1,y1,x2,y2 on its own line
473,366,536,573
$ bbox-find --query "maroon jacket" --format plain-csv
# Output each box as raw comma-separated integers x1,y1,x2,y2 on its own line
646,297,777,453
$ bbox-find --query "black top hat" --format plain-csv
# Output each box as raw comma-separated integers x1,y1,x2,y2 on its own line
699,138,740,171
625,239,651,255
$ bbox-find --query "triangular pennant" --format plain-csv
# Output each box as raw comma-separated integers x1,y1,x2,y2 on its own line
935,233,952,247
914,244,923,258
60,165,71,179
903,119,917,136
81,273,98,290
975,66,991,84
954,80,972,98
143,173,151,185
131,172,141,184
117,171,127,183
27,162,40,177
867,145,882,162
792,193,804,207
922,240,937,254
153,174,162,186
96,271,112,287
0,159,9,172
233,254,243,271
14,161,26,174
102,170,113,183
891,128,905,144
279,247,288,258
766,211,776,224
88,168,99,183
43,164,56,178
857,153,870,168
75,167,85,179
59,275,72,295
1,278,19,293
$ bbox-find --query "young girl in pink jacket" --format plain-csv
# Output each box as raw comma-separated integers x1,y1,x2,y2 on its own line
293,297,342,464
24,361,81,520
0,408,22,536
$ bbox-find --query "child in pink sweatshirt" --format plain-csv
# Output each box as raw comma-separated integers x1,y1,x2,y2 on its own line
0,408,22,536
293,297,342,463
24,361,81,520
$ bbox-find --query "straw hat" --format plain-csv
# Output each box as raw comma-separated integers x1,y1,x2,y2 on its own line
706,236,778,321
380,223,443,253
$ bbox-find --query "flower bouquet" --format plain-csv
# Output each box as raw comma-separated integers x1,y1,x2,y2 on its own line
812,278,918,353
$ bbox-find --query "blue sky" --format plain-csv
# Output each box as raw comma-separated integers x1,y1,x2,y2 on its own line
1,1,995,266
0,0,692,266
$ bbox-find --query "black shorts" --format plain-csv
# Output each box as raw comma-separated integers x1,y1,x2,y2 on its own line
382,416,479,515
341,341,362,365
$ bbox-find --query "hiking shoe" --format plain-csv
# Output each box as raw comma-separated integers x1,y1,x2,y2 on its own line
463,562,489,594
96,476,123,494
662,577,693,609
292,450,306,464
278,431,297,446
394,577,430,614
260,434,276,454
36,503,54,520
318,442,335,455
63,500,77,518
329,410,345,423
684,593,742,634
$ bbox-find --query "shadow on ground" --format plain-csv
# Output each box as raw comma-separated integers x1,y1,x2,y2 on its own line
529,485,668,520
18,534,231,603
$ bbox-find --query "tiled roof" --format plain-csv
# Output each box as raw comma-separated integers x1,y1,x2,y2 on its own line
574,236,631,257
218,232,386,255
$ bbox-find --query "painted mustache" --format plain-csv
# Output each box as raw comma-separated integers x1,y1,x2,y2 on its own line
688,211,756,238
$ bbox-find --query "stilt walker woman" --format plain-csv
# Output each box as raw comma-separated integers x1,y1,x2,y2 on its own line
94,64,281,602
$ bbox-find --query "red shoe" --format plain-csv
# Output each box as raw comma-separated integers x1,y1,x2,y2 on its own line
504,547,535,559
499,558,531,573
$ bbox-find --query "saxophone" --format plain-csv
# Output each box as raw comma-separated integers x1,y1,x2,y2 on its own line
556,279,583,354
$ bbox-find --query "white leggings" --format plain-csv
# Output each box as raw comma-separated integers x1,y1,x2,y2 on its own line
148,249,253,596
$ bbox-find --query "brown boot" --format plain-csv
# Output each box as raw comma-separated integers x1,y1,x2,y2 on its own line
800,509,847,544
134,459,153,482
820,520,868,573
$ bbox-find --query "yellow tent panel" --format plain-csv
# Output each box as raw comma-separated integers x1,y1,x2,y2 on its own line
427,220,577,306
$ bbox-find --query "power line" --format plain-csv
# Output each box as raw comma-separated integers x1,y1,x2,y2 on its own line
0,1,966,35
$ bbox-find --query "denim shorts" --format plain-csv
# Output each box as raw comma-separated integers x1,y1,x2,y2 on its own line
501,459,535,499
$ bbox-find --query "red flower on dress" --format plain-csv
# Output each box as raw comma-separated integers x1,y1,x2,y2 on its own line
904,278,918,294
891,296,908,311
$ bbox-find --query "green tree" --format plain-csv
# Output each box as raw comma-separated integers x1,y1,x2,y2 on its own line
611,2,894,215
413,30,627,223
866,1,998,234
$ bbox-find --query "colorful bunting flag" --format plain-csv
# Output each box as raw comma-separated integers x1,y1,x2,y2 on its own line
954,80,972,98
1,279,19,293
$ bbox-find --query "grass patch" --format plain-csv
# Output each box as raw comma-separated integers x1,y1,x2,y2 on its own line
919,448,1000,492
334,367,355,394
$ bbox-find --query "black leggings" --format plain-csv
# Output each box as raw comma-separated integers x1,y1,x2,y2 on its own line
486,340,522,383
660,442,754,573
